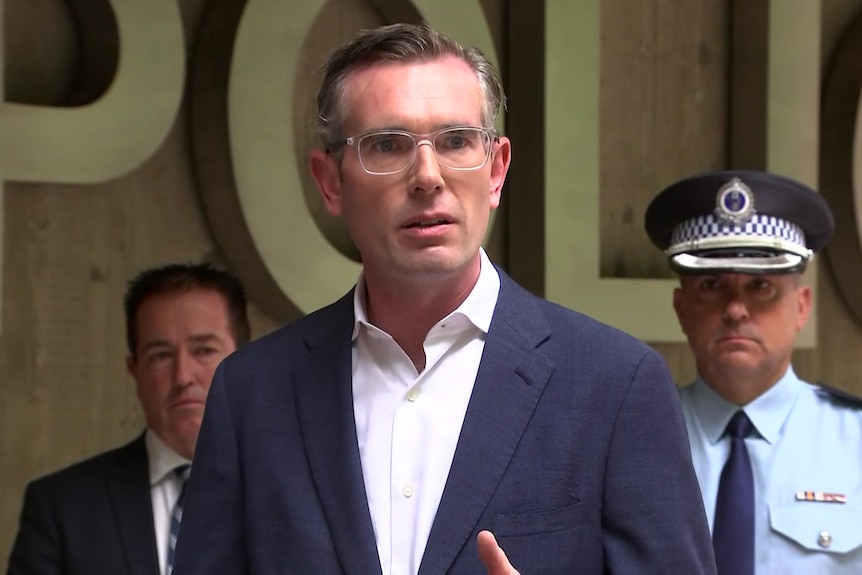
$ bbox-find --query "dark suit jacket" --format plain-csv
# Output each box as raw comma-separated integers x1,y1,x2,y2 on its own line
7,435,160,575
173,271,717,574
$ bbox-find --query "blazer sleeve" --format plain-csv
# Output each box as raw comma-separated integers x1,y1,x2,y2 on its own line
172,362,248,575
7,481,63,575
601,349,717,574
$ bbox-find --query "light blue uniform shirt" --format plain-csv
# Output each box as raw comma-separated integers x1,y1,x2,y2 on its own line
679,367,862,574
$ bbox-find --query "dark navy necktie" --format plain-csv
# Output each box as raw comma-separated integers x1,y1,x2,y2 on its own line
166,464,191,575
713,411,755,575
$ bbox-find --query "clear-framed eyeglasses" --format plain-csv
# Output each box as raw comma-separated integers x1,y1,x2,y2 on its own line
338,126,499,176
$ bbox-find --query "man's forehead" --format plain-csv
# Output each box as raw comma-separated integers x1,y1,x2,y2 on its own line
341,58,483,125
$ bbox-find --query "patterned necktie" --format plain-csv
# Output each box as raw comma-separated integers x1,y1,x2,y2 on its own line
166,464,191,575
713,411,755,575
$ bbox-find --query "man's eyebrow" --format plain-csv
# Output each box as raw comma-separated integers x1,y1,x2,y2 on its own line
141,339,173,353
188,333,224,344
140,333,224,352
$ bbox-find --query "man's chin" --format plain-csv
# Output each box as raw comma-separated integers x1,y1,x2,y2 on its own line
714,352,762,373
168,413,204,437
395,246,477,275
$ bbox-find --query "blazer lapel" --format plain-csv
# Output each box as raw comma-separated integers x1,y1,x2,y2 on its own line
419,274,555,574
107,436,160,575
293,293,383,575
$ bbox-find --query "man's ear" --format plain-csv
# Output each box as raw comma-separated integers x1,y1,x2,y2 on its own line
795,284,812,332
310,149,343,217
488,136,511,210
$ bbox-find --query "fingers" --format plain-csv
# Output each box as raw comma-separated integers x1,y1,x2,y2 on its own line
476,530,520,574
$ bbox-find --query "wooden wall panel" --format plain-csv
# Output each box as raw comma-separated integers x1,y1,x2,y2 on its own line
3,0,77,105
600,0,729,281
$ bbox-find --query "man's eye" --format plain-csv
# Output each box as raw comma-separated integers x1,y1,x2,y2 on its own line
748,279,778,300
365,134,409,154
440,136,467,149
374,139,396,152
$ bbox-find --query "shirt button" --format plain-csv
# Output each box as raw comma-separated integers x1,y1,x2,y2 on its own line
402,483,415,498
406,388,420,402
818,530,832,548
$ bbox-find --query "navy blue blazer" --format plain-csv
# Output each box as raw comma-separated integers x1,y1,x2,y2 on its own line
6,436,161,575
173,271,716,574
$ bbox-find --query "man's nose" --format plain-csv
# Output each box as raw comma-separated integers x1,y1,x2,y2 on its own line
723,297,750,323
409,140,444,192
173,352,196,386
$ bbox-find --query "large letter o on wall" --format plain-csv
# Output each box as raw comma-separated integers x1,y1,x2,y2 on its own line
189,0,501,322
821,8,862,331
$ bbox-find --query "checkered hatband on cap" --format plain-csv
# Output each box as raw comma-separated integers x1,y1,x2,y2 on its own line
668,213,808,257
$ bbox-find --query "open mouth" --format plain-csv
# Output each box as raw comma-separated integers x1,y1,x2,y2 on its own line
406,219,451,228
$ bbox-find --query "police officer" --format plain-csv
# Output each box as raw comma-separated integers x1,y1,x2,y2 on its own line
644,170,862,574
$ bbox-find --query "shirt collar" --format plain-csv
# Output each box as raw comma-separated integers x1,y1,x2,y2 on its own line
689,366,803,445
351,248,501,341
145,429,192,486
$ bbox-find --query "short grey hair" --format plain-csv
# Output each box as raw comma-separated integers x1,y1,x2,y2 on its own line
316,22,506,150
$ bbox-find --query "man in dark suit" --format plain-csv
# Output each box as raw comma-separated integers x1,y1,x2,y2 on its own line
173,23,716,574
7,263,250,575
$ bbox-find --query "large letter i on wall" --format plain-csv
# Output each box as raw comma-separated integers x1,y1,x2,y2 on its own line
544,0,820,346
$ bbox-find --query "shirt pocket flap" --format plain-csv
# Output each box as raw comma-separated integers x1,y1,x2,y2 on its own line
770,503,862,554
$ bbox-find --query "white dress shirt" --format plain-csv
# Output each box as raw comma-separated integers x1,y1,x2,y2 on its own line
352,248,501,575
146,429,192,575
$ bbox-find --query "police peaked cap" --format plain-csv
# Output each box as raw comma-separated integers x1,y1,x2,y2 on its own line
644,170,834,274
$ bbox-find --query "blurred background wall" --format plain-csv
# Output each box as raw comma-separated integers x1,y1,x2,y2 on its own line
2,0,862,559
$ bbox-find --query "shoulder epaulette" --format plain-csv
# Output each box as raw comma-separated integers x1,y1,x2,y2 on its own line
815,382,862,408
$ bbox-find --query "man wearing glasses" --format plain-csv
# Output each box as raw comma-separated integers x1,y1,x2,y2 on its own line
172,23,715,575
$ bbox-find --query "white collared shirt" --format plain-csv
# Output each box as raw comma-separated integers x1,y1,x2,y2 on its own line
145,429,192,575
352,248,501,575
